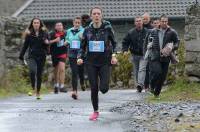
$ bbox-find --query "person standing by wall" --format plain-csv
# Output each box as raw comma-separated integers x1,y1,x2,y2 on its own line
145,15,179,98
122,16,149,92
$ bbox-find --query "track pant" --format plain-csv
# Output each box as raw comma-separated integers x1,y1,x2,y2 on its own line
69,58,84,91
28,56,46,93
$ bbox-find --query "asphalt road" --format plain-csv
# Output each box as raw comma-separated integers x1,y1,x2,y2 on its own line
0,90,144,132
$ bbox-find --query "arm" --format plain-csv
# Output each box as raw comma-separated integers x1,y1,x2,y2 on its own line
108,27,117,53
122,32,131,52
77,29,87,59
19,36,30,60
65,29,70,44
172,30,179,51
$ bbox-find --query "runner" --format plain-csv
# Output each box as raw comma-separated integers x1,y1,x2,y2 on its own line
49,22,68,94
65,16,85,100
19,18,49,100
77,7,117,121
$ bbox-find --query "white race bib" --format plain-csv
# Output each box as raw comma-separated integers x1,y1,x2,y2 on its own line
57,39,64,47
70,40,81,49
89,41,104,52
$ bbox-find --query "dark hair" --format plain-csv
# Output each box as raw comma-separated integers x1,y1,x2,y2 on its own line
28,17,46,33
23,17,47,38
81,14,91,27
89,7,103,16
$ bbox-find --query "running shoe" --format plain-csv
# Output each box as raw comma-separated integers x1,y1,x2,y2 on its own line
89,112,99,121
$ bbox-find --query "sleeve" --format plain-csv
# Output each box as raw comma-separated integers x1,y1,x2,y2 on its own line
108,27,117,53
143,30,151,54
122,32,131,52
65,29,70,44
19,35,30,60
77,29,87,59
172,30,179,51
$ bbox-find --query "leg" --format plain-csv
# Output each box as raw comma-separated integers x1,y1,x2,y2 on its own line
58,61,66,88
99,65,110,94
149,61,161,92
78,63,85,91
28,58,37,90
154,62,170,96
144,62,150,89
87,64,99,112
132,55,140,85
69,58,78,92
138,57,148,87
36,57,46,95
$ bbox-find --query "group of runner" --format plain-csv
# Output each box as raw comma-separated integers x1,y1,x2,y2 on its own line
19,6,179,121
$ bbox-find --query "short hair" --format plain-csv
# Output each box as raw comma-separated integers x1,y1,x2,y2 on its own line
160,14,168,20
90,7,103,16
135,16,143,21
73,16,81,21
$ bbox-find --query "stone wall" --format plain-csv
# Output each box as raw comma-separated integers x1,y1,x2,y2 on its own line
185,3,200,82
0,17,28,77
0,0,27,16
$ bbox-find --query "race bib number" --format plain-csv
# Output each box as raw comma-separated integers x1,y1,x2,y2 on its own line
89,41,104,52
57,39,64,47
70,40,81,49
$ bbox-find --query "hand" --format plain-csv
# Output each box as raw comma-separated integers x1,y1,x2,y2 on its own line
111,56,118,65
123,51,128,56
55,37,60,43
44,39,49,44
77,59,83,65
79,33,83,39
64,41,68,46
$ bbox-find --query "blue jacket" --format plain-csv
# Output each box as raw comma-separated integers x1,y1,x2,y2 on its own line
66,26,84,58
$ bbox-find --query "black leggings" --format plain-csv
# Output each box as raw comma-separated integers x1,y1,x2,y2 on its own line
87,64,110,111
28,57,46,93
69,58,84,91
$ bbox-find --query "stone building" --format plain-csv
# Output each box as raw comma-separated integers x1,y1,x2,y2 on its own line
185,3,200,82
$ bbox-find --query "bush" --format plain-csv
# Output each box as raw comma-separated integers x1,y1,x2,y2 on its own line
111,52,133,87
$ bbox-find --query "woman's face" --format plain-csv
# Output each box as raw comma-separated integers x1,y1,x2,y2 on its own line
32,19,41,31
73,19,81,29
91,8,102,23
55,23,63,32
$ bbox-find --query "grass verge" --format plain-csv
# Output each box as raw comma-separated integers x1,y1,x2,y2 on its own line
146,78,200,103
0,66,51,99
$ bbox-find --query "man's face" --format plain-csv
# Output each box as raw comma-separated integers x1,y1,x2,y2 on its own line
143,15,150,25
152,20,160,29
91,8,102,23
55,23,63,32
73,19,81,28
160,17,168,29
135,18,143,29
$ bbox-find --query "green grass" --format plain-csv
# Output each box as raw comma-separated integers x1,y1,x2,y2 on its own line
147,78,200,103
0,66,51,99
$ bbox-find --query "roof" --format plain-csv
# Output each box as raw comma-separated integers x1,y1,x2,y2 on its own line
13,0,195,21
